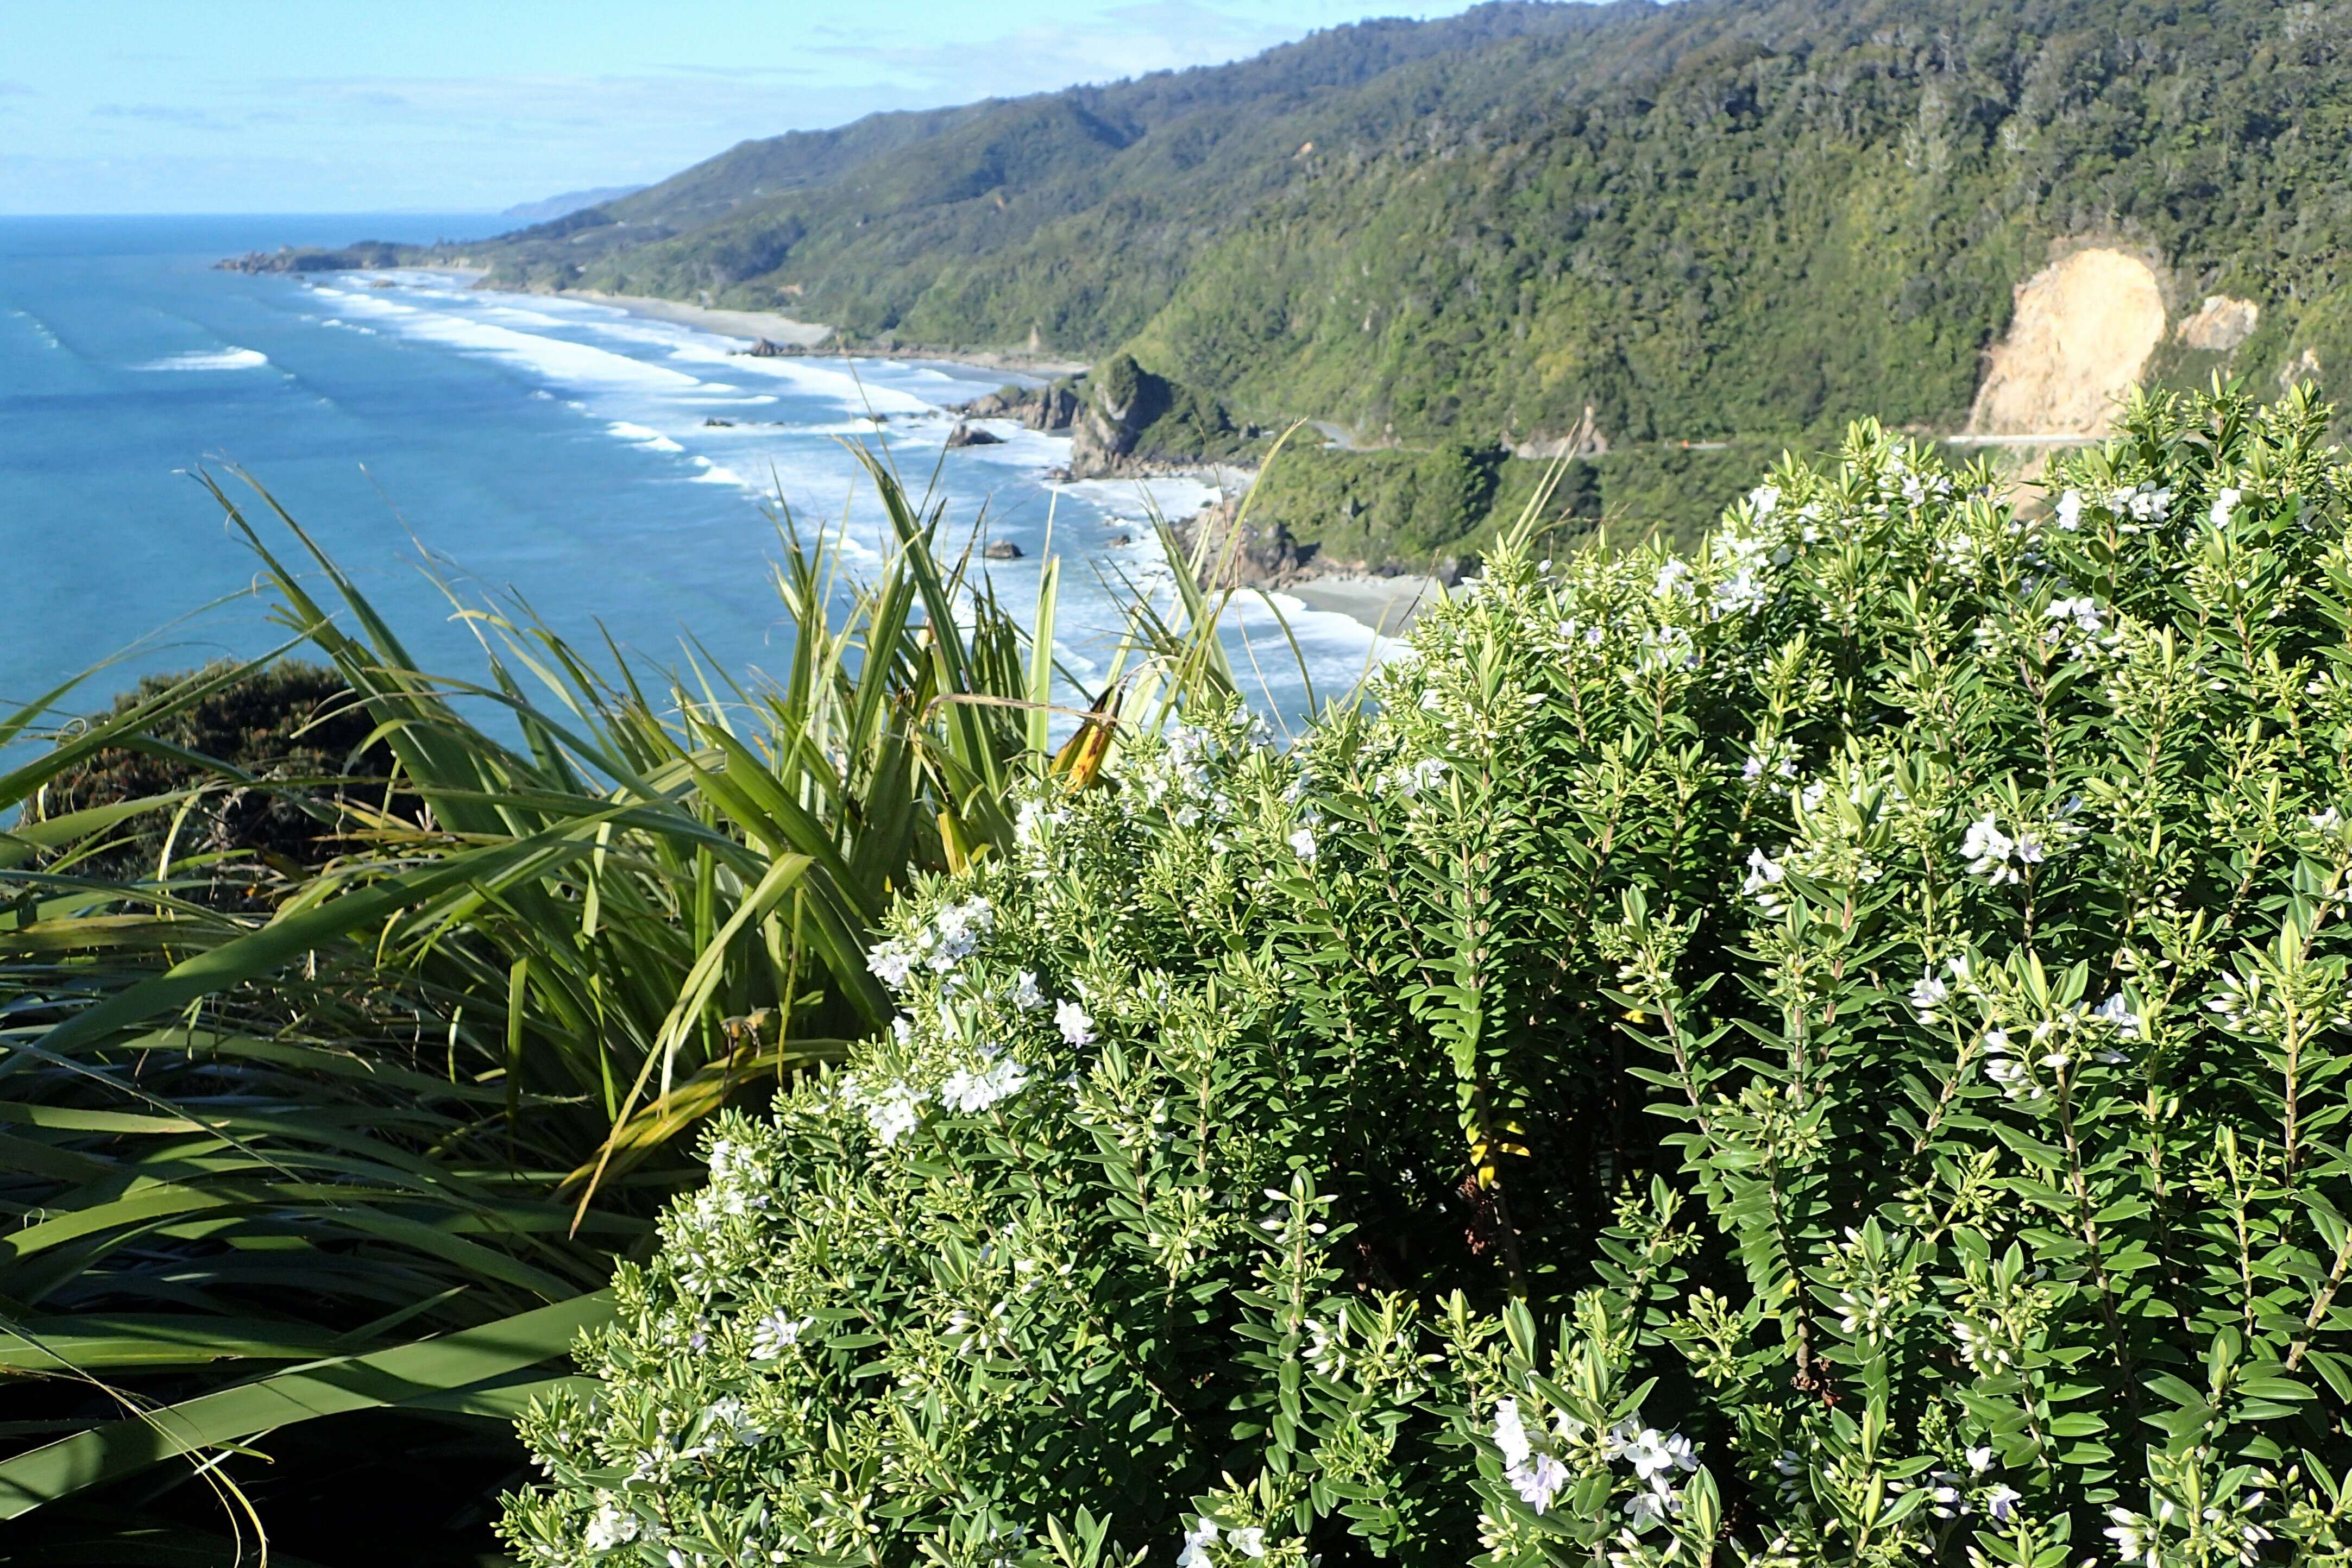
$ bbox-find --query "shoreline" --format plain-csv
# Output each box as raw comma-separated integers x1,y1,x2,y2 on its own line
351,268,1422,640
457,277,1092,379
1281,572,1443,638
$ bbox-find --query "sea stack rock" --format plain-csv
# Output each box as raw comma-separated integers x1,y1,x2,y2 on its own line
743,338,787,358
945,422,1003,448
982,539,1024,561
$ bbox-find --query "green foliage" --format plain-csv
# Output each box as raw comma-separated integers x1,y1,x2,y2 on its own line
0,458,1245,1563
507,385,2352,1566
1238,439,1797,575
1087,354,1259,467
1246,441,1513,566
30,658,390,894
445,0,2351,459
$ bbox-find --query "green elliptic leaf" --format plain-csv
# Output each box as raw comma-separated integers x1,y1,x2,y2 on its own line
0,1292,612,1517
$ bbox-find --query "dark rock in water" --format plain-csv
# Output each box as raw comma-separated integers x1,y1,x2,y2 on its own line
1107,533,1131,546
945,422,1003,448
1042,465,1072,483
703,417,737,427
947,379,1083,434
742,338,788,358
983,539,1024,560
954,387,1024,419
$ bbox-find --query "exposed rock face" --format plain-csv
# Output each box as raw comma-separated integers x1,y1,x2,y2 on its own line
1511,404,1609,459
949,382,1082,432
2177,294,2260,352
1970,248,2166,436
1026,385,1081,432
1067,399,1136,476
1168,498,1311,589
742,338,790,358
945,422,1003,447
2282,347,2324,392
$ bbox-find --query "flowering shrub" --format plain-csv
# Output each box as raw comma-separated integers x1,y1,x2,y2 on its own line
503,386,2352,1567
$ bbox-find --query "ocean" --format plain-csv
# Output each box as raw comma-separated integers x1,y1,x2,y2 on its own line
0,214,1382,733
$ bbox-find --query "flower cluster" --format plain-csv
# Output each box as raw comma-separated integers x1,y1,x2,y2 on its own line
867,894,995,987
505,389,2352,1568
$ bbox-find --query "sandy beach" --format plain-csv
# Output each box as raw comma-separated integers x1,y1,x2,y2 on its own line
569,289,837,349
529,285,1091,376
1286,572,1444,637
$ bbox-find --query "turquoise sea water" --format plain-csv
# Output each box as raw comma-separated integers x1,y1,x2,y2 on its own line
0,215,1378,727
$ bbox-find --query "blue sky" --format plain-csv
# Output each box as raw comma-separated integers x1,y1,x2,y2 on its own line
0,1,1480,214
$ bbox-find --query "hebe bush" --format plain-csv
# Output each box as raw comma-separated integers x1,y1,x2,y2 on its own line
502,387,2352,1567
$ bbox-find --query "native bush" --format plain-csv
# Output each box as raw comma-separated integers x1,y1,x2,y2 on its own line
502,385,2352,1567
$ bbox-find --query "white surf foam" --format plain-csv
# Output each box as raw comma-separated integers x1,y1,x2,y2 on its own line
317,287,705,392
9,310,61,351
136,347,269,372
607,421,685,452
1053,474,1223,522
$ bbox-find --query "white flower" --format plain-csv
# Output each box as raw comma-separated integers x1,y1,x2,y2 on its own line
1620,1428,1697,1483
856,1079,924,1145
1175,1518,1218,1568
707,1395,763,1446
1909,969,1951,1024
584,1497,640,1551
2311,807,2343,834
1961,814,2043,884
868,937,918,989
1655,559,1695,599
1013,969,1048,1010
1288,827,1317,864
2211,485,2242,527
1713,566,1768,615
2118,482,2172,522
1506,1452,1569,1514
1491,1399,1533,1469
1388,756,1448,796
2055,489,2083,530
1748,483,1780,516
1056,1000,1096,1047
1229,1528,1265,1559
1960,815,2010,866
939,1054,1032,1114
1743,847,1787,911
925,896,995,971
2091,992,2142,1039
2045,595,2104,635
750,1308,814,1358
1985,1483,2021,1522
1966,1445,1995,1475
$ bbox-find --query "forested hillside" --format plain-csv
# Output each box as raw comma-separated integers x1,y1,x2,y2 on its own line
441,0,2352,455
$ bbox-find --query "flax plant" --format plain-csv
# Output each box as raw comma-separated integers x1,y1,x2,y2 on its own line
0,451,1250,1560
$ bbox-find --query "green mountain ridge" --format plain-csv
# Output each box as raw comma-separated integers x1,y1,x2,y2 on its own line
354,0,2352,554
